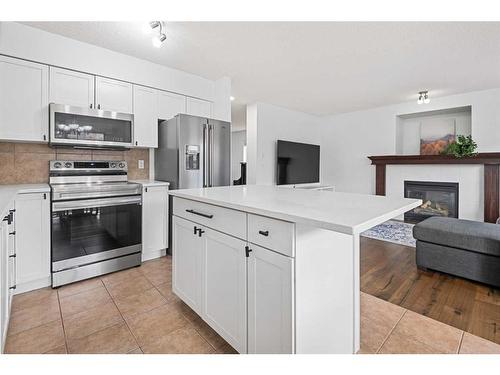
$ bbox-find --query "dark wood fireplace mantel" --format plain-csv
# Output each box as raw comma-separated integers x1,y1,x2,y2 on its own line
367,153,500,223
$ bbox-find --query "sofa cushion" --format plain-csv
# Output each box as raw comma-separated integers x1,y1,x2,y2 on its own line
413,217,500,256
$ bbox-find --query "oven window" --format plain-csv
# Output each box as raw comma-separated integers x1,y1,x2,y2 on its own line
52,203,141,263
54,112,132,144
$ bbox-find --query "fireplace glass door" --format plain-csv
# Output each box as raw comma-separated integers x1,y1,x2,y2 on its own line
404,181,459,223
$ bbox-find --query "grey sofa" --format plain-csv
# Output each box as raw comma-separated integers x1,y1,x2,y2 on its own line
413,217,500,288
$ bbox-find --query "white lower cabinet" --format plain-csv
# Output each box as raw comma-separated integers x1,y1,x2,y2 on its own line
203,228,247,353
15,193,51,293
247,244,294,354
1,214,11,353
142,185,169,261
172,198,296,354
172,216,203,315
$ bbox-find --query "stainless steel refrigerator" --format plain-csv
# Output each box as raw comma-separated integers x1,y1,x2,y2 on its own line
155,114,231,189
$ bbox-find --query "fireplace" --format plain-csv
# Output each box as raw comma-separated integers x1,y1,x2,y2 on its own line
404,181,459,223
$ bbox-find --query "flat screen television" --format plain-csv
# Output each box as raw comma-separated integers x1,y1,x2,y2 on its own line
277,140,320,185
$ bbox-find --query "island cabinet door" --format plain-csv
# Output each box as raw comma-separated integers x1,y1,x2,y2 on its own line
247,244,294,354
172,216,203,315
202,228,247,354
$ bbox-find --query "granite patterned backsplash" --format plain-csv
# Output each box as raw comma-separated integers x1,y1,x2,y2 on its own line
0,142,150,184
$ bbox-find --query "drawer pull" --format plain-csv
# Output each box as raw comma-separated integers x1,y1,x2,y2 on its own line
194,226,199,235
258,230,269,237
9,254,16,258
198,229,205,237
186,209,213,219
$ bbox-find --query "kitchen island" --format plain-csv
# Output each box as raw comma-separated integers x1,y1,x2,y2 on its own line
168,185,421,354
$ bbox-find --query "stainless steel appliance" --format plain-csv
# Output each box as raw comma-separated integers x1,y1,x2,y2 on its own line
49,103,134,149
49,160,142,287
155,114,231,189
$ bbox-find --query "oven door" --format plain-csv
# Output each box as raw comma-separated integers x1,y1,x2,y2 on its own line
51,195,142,272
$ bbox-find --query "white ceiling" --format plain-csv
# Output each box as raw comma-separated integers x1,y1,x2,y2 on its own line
24,22,500,122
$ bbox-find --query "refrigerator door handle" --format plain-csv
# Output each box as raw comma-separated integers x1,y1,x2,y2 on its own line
209,124,214,187
203,123,208,188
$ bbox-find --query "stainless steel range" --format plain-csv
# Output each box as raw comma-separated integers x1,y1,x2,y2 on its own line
49,160,142,287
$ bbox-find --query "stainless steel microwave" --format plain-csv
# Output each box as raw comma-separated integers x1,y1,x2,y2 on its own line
49,103,134,149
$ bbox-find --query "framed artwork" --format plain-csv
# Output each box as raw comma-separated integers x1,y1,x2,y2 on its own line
420,118,456,155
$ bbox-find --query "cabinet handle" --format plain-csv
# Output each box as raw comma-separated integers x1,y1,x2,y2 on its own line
9,286,16,290
245,245,252,257
43,193,47,200
145,187,148,193
135,141,138,146
3,215,11,225
90,103,93,109
9,231,15,235
43,134,47,141
198,229,205,237
185,209,213,219
98,104,101,109
9,254,16,258
193,226,198,235
258,230,269,237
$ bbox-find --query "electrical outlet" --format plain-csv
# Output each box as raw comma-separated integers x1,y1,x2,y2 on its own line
138,160,145,169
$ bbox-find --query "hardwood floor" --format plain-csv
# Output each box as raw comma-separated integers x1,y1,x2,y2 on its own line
360,237,500,345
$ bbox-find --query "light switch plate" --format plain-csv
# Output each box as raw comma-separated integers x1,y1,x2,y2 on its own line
138,160,144,169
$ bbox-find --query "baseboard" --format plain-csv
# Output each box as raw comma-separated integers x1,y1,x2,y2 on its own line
15,276,52,294
142,249,167,262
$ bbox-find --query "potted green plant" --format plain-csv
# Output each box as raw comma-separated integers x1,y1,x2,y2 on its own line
441,135,478,158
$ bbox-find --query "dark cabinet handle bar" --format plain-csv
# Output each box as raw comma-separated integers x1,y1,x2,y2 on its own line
186,209,213,219
258,230,269,237
245,246,252,257
9,254,16,258
198,229,205,237
9,286,16,290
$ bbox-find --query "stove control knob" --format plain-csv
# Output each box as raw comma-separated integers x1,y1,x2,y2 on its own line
53,162,62,169
64,162,72,168
110,163,117,168
118,162,126,169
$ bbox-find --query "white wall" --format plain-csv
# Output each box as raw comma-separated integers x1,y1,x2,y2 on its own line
246,102,327,185
231,130,246,184
323,88,500,195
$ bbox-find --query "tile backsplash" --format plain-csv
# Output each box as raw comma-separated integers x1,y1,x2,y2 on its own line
0,142,150,184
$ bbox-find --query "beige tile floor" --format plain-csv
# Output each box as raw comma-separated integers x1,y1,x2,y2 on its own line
4,255,500,354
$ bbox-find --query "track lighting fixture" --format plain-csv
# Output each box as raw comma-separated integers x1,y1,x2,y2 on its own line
418,91,430,104
145,21,166,48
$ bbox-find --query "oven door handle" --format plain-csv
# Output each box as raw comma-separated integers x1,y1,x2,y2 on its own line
52,196,142,212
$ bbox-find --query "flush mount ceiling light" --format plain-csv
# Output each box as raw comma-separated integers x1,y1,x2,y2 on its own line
145,21,166,48
417,90,430,104
230,96,235,101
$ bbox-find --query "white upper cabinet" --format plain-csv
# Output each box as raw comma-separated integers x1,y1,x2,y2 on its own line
49,67,95,108
95,76,133,113
186,97,212,118
0,56,49,142
133,85,158,148
158,91,186,121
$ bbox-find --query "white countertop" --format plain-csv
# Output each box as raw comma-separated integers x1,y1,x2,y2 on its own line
169,185,421,235
0,184,50,217
130,180,170,187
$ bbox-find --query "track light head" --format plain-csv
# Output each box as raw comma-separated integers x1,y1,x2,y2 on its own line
152,33,167,48
418,90,429,104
